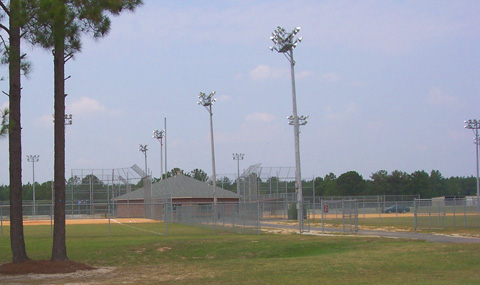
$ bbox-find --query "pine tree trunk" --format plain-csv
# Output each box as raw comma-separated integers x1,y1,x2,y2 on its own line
9,0,29,264
51,1,68,261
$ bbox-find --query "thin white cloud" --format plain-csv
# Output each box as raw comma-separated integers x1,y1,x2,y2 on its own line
428,88,458,107
34,114,54,128
304,1,477,55
325,102,359,121
217,94,232,102
297,70,314,80
234,73,244,80
448,130,468,143
366,120,386,132
108,109,124,117
245,112,276,123
249,64,286,80
104,1,479,56
68,97,106,115
321,72,341,82
216,112,280,144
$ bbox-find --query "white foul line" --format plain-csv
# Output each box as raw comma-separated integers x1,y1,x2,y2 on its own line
111,219,164,235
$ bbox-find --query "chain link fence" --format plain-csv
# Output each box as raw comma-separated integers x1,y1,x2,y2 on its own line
313,200,359,233
414,198,480,230
2,196,478,238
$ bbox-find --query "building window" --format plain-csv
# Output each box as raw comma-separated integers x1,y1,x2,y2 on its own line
199,204,213,212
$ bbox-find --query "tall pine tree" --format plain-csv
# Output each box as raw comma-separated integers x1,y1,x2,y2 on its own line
0,0,31,263
25,0,142,261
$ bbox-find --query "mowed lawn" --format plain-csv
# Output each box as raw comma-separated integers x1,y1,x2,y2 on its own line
1,222,480,284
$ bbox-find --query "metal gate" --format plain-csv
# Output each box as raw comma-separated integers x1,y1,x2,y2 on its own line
320,199,358,233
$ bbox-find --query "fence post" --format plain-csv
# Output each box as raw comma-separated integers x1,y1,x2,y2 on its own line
438,201,441,228
378,198,381,224
305,201,310,233
396,201,398,225
257,201,260,235
50,203,53,237
165,201,169,236
414,199,417,231
212,203,215,235
232,203,236,231
464,198,467,228
321,200,324,233
335,199,338,220
313,200,316,221
453,198,456,229
1,205,3,238
243,202,246,233
354,201,358,232
363,201,366,222
428,202,431,229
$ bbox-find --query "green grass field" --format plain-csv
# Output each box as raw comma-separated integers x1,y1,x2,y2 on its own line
1,222,480,284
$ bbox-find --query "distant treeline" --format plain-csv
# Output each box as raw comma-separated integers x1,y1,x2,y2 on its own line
0,169,477,201
302,170,477,199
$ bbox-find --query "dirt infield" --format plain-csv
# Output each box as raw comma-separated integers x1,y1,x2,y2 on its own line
327,213,415,219
0,218,160,227
319,212,480,219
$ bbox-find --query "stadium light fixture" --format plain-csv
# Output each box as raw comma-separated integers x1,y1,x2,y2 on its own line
52,114,73,130
26,155,40,216
139,144,148,178
270,26,306,233
153,129,165,180
464,119,480,206
233,153,245,196
64,114,73,126
198,91,217,205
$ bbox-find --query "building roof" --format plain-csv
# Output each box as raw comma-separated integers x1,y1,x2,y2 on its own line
113,174,239,201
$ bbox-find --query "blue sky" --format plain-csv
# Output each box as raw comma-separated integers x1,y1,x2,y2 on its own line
1,0,479,184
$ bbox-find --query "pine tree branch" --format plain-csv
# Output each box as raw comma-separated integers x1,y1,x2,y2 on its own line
0,23,9,35
0,34,8,50
0,1,10,17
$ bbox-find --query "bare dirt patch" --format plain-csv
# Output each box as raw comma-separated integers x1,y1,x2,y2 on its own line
1,264,217,284
157,246,171,252
0,260,95,276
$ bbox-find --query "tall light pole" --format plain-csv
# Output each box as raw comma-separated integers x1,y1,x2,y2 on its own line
270,26,308,233
465,119,480,207
138,144,148,178
153,129,165,180
233,153,245,196
26,155,39,216
198,91,217,205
